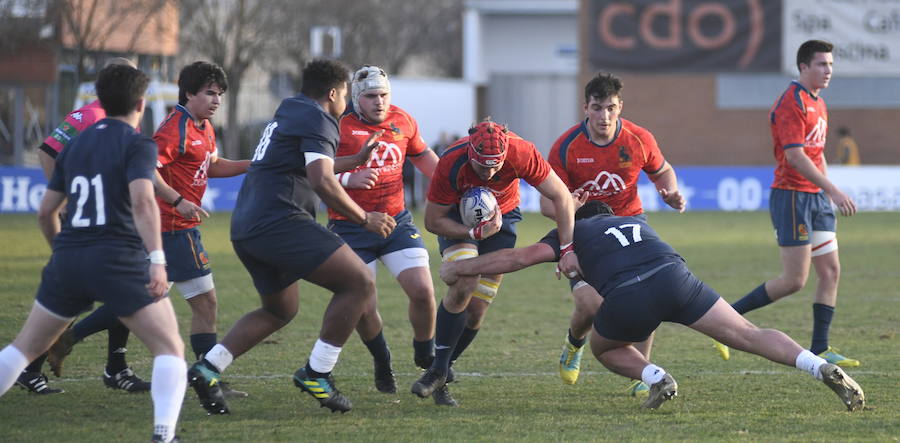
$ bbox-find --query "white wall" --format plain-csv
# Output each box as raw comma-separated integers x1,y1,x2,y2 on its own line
390,78,476,147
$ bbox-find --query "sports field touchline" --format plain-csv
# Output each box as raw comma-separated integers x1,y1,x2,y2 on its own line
38,369,886,385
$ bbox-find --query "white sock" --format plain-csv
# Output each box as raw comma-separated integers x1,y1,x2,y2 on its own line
795,350,826,380
151,355,187,443
0,345,29,396
308,339,342,374
204,344,234,372
641,364,666,385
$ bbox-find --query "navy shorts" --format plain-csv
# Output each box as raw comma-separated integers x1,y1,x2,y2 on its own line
438,207,523,255
593,261,720,342
162,227,211,282
329,209,426,263
232,219,344,295
35,245,156,318
769,189,836,246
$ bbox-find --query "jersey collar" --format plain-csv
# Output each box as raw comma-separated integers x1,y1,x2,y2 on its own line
581,117,621,148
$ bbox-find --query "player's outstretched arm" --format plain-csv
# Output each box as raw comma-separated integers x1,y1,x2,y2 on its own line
409,149,439,179
208,156,250,178
152,170,209,220
130,178,168,299
308,156,396,237
440,242,556,285
785,148,856,216
648,162,685,212
37,189,66,246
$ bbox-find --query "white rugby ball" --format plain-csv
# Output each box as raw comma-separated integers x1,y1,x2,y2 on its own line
459,186,498,227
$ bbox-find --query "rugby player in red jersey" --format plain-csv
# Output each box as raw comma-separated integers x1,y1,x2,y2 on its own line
152,62,250,397
410,120,577,405
543,72,685,395
329,66,443,401
719,40,859,368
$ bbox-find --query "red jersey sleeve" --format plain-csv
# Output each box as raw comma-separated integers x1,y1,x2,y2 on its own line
547,135,571,189
772,98,807,150
427,157,460,205
404,114,428,157
511,138,551,187
637,130,666,174
154,121,181,167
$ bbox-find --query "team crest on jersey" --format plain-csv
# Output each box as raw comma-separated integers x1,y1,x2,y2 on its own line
797,223,809,240
389,122,404,141
618,146,632,167
70,111,83,122
578,170,626,197
367,141,403,168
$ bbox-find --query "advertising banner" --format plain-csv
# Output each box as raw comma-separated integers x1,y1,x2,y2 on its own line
783,0,900,76
586,0,782,72
2,166,898,213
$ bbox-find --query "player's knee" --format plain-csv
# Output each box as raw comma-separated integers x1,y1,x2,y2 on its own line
783,277,806,294
572,284,601,314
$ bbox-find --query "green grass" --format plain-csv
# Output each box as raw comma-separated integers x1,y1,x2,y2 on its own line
0,211,898,442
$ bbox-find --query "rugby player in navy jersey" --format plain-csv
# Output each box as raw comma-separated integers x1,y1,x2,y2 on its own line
0,65,187,443
439,201,865,412
186,59,396,415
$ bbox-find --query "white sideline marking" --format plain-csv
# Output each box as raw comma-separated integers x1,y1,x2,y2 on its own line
46,369,886,384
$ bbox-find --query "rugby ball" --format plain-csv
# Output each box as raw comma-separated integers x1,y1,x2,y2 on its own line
459,186,498,227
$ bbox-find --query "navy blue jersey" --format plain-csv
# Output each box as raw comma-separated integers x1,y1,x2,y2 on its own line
231,94,339,240
47,118,157,250
539,215,683,294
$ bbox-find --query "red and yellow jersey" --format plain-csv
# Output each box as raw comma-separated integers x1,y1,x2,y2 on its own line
41,100,106,157
770,81,828,193
428,130,550,214
154,104,217,232
548,118,665,216
328,105,428,220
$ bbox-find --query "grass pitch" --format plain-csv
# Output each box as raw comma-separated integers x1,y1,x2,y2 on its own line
0,211,897,442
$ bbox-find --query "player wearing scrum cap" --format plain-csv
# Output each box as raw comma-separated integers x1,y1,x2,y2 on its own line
329,66,443,401
410,120,577,405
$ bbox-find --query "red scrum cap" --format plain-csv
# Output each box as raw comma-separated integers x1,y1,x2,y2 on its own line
468,121,508,167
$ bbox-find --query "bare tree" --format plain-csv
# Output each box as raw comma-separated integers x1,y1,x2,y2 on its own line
0,0,50,54
54,0,174,81
180,0,286,159
277,0,463,86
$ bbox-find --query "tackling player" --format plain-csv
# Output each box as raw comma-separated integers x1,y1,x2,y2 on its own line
0,64,187,443
441,201,864,412
186,59,396,415
329,66,440,399
715,40,859,367
410,120,577,405
151,61,249,397
542,72,685,395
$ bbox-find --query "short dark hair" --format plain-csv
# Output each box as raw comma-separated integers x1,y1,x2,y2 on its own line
95,65,149,117
575,201,615,220
300,59,349,99
796,40,833,71
178,61,228,105
584,72,623,104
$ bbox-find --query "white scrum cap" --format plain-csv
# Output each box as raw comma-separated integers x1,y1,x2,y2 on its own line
351,65,390,115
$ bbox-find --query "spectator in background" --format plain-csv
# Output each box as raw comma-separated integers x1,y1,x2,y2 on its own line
835,127,860,166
